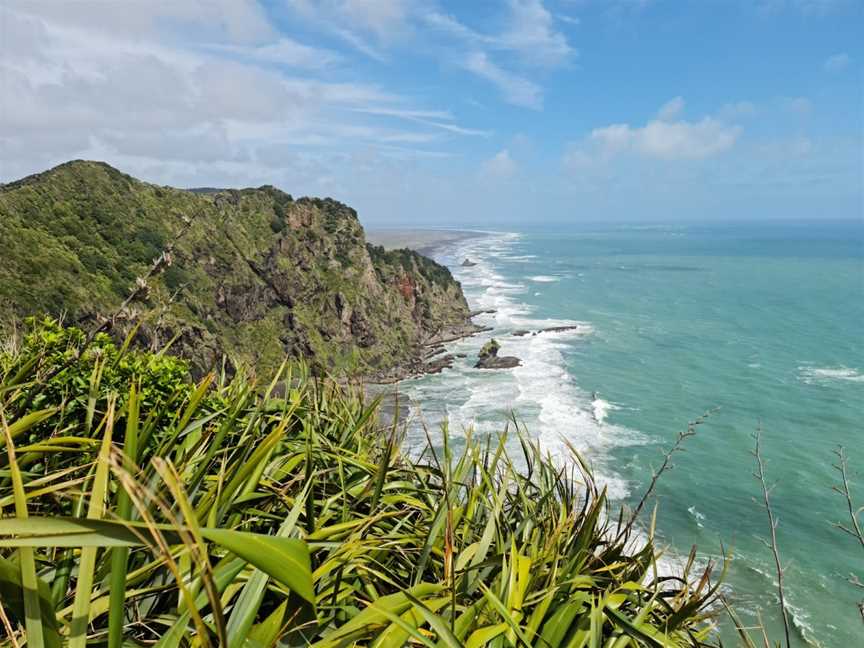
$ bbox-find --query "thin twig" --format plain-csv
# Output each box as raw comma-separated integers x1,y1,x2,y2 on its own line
832,446,864,623
752,428,791,648
833,446,864,549
0,598,21,648
616,410,713,543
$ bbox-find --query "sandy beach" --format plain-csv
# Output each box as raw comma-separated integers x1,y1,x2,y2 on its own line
365,228,487,257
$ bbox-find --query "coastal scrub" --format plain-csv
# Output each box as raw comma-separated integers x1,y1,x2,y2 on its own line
0,318,721,646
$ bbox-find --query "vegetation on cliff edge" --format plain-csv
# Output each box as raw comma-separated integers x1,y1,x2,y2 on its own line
0,318,722,647
0,161,472,379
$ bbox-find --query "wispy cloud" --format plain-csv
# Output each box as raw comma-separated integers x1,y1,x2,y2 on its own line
284,0,412,61
0,2,480,185
480,149,518,179
351,107,492,136
423,1,572,108
211,37,343,68
656,96,685,121
424,1,573,66
462,52,544,110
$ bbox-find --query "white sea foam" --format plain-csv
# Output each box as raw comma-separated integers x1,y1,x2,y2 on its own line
394,231,713,592
786,601,822,648
401,231,647,501
687,505,705,528
798,365,864,384
591,397,612,425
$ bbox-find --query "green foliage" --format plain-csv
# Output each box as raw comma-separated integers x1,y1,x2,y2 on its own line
0,319,722,647
2,317,190,427
0,160,470,379
479,339,501,358
367,243,457,286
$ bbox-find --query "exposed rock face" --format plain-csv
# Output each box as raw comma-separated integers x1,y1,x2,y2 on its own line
474,339,521,369
461,258,477,267
0,160,480,379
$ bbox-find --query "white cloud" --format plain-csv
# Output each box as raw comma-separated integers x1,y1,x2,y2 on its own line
590,124,634,158
632,118,741,159
285,0,413,60
657,96,684,121
425,1,573,67
566,99,742,166
481,149,518,179
13,0,276,45
422,1,571,110
0,3,478,183
351,107,492,136
214,38,343,69
557,14,581,25
824,53,851,72
462,52,543,109
497,0,574,67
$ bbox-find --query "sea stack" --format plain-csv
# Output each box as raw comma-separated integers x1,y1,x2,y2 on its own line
474,339,521,369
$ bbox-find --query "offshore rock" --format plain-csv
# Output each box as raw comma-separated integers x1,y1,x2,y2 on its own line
474,338,521,369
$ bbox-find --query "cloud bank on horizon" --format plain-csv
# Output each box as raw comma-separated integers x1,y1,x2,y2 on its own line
0,0,861,225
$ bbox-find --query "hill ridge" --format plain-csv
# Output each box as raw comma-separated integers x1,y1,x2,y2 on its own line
0,160,479,379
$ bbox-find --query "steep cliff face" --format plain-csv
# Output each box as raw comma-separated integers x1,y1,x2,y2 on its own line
0,161,476,377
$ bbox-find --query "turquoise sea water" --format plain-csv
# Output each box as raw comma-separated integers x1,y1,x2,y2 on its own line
398,221,863,646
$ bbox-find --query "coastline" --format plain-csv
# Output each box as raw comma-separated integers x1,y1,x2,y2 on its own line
365,228,489,257
364,228,497,385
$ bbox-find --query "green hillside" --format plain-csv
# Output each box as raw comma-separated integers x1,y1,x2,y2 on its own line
0,161,475,378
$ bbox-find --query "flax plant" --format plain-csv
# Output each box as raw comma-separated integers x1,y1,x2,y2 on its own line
0,318,720,647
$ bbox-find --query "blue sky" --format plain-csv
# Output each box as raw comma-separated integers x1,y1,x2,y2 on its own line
1,1,861,225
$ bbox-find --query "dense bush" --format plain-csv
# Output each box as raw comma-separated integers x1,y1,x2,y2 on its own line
0,319,721,647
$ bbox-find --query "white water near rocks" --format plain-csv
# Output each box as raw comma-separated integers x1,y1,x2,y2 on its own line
399,232,646,501
392,226,864,647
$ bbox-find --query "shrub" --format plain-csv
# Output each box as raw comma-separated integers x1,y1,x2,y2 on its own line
0,318,721,647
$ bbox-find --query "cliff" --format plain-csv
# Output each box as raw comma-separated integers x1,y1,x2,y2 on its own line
0,160,477,378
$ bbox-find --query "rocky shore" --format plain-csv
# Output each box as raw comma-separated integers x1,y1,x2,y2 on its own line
368,317,490,383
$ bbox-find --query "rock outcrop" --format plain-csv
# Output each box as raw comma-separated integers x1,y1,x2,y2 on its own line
474,339,521,369
0,160,481,379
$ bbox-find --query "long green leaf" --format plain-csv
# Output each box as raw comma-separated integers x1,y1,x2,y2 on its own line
199,528,314,606
69,399,115,648
3,416,45,648
108,382,140,648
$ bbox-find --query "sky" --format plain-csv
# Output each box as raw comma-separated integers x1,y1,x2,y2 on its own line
0,0,861,226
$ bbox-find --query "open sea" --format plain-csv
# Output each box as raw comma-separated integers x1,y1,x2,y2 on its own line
397,221,863,647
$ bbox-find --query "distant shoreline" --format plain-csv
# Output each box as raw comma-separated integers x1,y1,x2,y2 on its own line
365,228,489,257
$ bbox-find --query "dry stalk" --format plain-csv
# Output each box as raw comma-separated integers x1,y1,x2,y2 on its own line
752,428,791,648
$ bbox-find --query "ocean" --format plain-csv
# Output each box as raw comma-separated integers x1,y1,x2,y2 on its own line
397,221,863,647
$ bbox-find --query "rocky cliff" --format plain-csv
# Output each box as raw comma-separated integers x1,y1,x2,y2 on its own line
0,161,477,378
